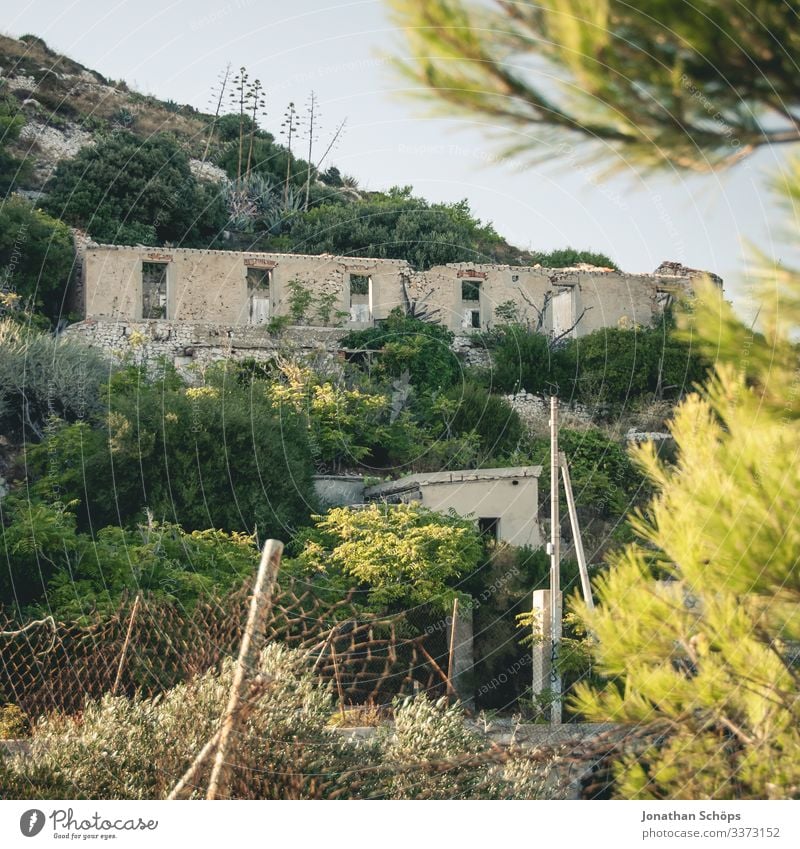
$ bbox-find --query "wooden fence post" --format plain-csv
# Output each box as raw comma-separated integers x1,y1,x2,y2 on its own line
206,539,283,800
111,594,141,697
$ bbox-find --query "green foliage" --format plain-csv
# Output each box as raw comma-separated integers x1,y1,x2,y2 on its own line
295,503,482,610
27,363,315,539
484,318,708,404
388,0,800,171
483,323,562,394
442,381,522,458
0,645,554,799
0,95,30,192
285,278,314,323
268,361,395,473
571,277,800,799
462,544,553,709
530,247,618,270
0,644,342,799
0,497,257,613
342,308,461,393
43,132,228,246
523,427,645,518
0,197,76,320
286,187,511,269
0,319,108,439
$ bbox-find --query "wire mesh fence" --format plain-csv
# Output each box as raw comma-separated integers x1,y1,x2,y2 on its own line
0,577,451,720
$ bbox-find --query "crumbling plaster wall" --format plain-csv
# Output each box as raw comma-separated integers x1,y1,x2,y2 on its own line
81,244,410,326
79,243,708,338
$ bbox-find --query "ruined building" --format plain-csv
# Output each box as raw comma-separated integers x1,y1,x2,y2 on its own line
66,242,722,366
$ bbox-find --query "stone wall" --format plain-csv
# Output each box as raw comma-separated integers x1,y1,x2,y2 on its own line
77,241,719,338
503,391,594,429
64,318,349,376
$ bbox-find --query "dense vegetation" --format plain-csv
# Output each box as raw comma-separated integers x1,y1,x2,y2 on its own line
43,132,228,247
482,314,709,405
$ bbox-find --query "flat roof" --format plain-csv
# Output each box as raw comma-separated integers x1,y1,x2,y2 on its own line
365,466,542,498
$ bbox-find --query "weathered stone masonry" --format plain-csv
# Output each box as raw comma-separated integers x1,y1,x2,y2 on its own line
65,242,722,368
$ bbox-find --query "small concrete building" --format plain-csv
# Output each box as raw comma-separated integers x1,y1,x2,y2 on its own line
364,466,543,549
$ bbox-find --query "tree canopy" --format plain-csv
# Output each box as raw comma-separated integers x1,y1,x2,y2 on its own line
286,186,510,269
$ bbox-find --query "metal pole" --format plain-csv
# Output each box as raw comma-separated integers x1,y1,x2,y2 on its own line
559,452,595,610
549,396,562,724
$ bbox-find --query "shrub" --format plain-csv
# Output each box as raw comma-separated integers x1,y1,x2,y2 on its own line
443,381,523,458
523,427,646,517
286,187,507,270
529,247,618,270
27,363,315,538
342,308,461,394
0,96,31,193
295,503,483,611
0,646,555,799
0,497,261,612
0,198,76,320
0,319,108,439
43,132,228,247
0,644,347,799
484,323,569,395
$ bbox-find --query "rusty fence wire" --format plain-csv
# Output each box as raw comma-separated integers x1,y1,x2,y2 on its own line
0,578,451,719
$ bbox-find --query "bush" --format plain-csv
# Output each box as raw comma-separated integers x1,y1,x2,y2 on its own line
295,503,483,611
0,646,555,799
0,96,31,193
27,363,315,538
523,427,646,517
0,198,76,320
484,323,569,395
529,247,618,270
443,381,523,458
0,644,345,799
342,308,461,394
0,496,259,612
0,319,108,439
286,187,508,270
485,317,708,404
43,132,228,247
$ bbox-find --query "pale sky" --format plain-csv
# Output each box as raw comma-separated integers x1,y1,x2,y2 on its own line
5,0,795,311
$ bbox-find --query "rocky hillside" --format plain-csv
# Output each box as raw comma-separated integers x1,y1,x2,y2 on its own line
0,33,212,191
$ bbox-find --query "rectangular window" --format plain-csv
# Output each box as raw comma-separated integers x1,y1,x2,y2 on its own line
349,274,370,296
142,262,168,319
478,517,499,541
461,308,481,330
247,267,271,325
461,280,481,301
551,287,575,339
349,274,372,323
247,267,271,292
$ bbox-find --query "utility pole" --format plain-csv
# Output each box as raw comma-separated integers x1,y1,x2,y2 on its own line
549,395,562,724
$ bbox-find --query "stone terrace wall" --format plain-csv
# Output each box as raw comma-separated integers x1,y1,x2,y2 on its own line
64,318,348,375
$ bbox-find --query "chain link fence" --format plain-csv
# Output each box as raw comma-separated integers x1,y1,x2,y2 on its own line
0,577,451,720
